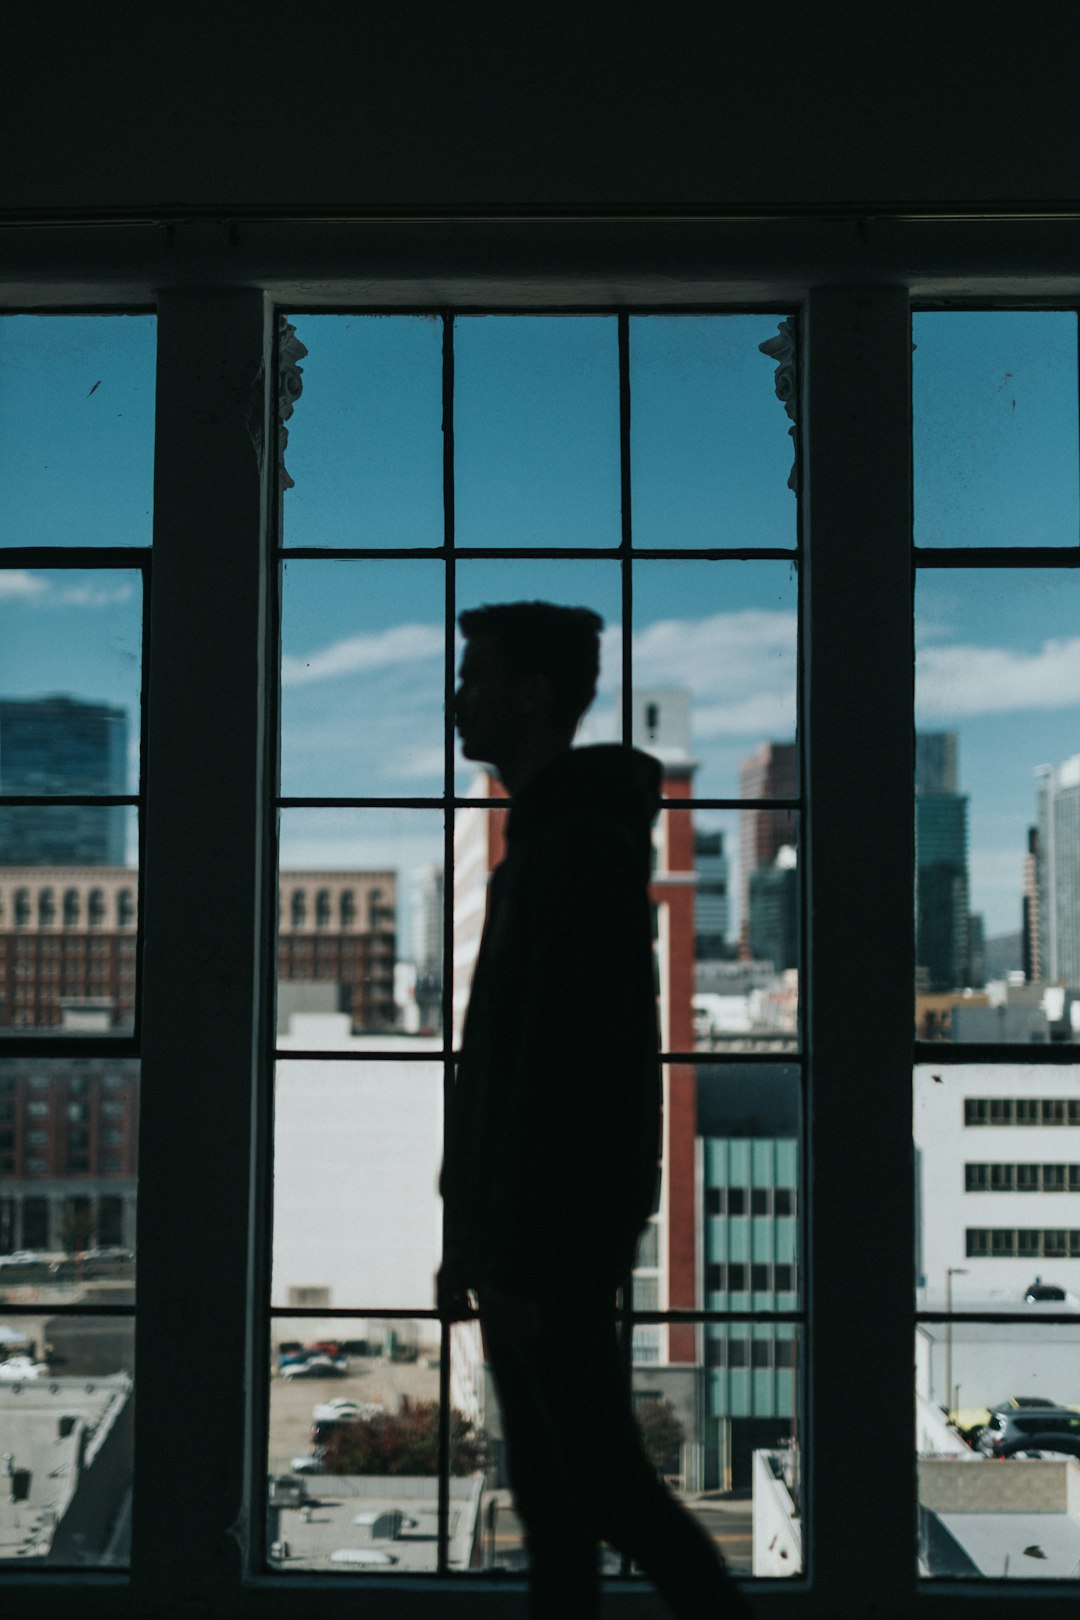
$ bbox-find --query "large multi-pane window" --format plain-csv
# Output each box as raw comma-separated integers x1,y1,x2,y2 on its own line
1,266,1077,1618
268,312,803,1576
0,314,154,1567
912,312,1080,1581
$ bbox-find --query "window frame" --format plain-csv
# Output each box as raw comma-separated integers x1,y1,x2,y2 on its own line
2,224,1078,1619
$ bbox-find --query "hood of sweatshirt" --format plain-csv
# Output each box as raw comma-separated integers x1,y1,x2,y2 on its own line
505,744,662,853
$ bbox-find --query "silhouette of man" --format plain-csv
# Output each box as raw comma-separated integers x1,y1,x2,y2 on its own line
440,602,751,1618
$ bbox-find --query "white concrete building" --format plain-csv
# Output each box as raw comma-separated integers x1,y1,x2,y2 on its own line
914,1064,1080,1306
272,1019,444,1321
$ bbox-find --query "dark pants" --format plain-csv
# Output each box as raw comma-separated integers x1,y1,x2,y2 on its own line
480,1288,750,1619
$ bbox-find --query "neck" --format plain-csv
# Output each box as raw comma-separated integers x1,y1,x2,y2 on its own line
497,734,572,796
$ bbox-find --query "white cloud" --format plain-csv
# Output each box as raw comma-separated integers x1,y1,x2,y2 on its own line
282,623,444,687
280,607,801,746
0,571,48,601
56,581,135,608
631,609,797,735
918,637,1080,719
0,573,134,609
694,691,798,738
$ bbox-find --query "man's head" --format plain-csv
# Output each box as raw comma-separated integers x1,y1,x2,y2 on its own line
455,601,603,777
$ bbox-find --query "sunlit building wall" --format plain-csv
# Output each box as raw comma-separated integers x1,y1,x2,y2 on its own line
1036,755,1080,986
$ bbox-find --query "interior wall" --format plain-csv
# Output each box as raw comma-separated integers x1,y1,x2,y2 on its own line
7,1,1080,216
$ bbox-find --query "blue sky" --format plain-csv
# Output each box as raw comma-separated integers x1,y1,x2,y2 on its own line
3,311,1079,945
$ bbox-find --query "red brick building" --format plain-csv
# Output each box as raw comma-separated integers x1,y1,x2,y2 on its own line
0,868,138,1032
0,1060,139,1256
277,870,397,1032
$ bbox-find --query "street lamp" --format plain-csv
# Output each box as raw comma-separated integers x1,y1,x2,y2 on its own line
945,1267,969,1421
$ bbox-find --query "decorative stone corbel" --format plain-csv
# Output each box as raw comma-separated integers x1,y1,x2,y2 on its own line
278,318,308,492
759,319,799,495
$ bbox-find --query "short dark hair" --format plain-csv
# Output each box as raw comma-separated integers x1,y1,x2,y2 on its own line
458,601,603,729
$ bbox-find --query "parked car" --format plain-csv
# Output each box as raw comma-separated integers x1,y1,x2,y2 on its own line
312,1399,361,1422
280,1351,348,1380
289,1454,327,1475
0,1355,48,1382
976,1406,1080,1459
1024,1282,1067,1302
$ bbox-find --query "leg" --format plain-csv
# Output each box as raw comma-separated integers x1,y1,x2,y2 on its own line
483,1307,601,1619
483,1290,751,1619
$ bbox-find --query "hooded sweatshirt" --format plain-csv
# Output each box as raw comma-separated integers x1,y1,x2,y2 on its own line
441,744,663,1297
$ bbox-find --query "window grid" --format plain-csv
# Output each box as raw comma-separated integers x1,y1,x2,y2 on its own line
0,360,151,1578
13,277,1079,1619
912,308,1080,1601
268,310,805,1580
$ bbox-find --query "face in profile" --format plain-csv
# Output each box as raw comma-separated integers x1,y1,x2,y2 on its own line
454,635,516,764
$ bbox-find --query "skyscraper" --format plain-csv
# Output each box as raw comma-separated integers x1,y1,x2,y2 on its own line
0,696,127,865
738,741,797,960
749,845,799,972
915,731,957,795
694,829,730,960
1023,826,1041,983
1036,755,1080,986
915,730,969,991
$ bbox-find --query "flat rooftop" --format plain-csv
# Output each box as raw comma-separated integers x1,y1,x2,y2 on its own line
268,1473,483,1573
0,1373,130,1562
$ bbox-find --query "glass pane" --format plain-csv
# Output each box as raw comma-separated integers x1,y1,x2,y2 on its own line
0,821,139,1035
0,315,155,550
659,808,799,1053
917,1319,1080,1578
632,561,798,801
0,1312,133,1565
450,1318,524,1572
454,317,620,549
914,1063,1080,1311
280,559,445,797
0,569,142,794
916,571,1080,1037
695,1065,802,1312
454,1312,800,1581
268,1315,453,1573
278,808,443,1041
632,1326,802,1578
630,314,798,550
454,558,622,793
272,1062,442,1312
0,1060,138,1285
280,315,444,550
913,311,1080,548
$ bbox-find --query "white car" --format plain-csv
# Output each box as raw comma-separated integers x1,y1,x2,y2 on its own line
312,1399,360,1421
280,1354,347,1380
0,1356,48,1382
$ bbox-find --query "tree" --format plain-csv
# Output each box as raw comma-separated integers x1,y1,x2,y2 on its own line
321,1397,486,1476
634,1398,685,1477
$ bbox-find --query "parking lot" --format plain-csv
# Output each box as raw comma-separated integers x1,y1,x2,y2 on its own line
268,1351,442,1473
